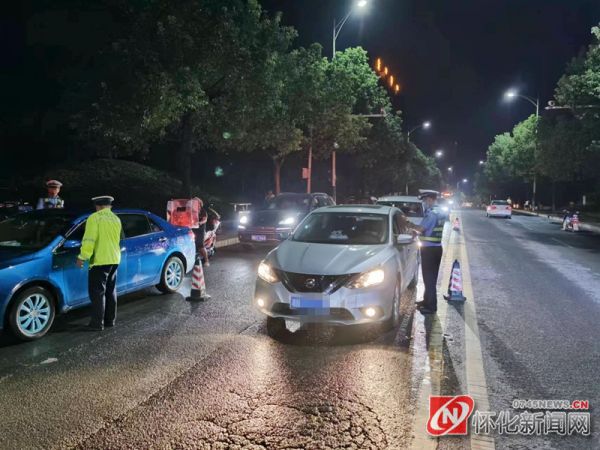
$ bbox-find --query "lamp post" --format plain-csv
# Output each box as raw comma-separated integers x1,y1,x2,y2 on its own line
435,150,443,159
456,178,468,192
325,0,369,200
403,120,431,194
504,89,540,208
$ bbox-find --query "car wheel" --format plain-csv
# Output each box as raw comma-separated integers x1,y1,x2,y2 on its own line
9,287,56,341
156,256,185,294
384,282,401,331
266,317,286,338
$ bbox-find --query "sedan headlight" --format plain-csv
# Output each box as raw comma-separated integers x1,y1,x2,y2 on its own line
240,215,249,225
348,268,385,289
441,206,449,212
258,261,279,284
278,216,296,226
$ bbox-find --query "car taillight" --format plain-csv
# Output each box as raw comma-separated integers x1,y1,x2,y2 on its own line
507,206,512,210
490,205,497,210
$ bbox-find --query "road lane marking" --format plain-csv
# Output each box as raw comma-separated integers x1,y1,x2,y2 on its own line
551,237,573,248
410,213,495,450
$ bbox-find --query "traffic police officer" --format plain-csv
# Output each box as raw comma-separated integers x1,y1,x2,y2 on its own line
36,180,65,209
76,196,122,331
413,190,444,314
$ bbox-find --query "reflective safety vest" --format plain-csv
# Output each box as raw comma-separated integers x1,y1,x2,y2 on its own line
78,208,122,267
420,213,444,244
37,196,64,210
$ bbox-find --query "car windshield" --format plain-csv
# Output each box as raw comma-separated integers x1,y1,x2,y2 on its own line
377,201,423,217
491,200,509,205
292,212,388,245
0,211,76,250
268,195,311,211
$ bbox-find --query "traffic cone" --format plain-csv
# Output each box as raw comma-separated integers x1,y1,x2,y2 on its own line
186,257,211,301
444,259,467,302
453,217,460,232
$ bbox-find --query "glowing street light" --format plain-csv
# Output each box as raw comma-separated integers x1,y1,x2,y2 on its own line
423,121,431,129
358,0,368,7
407,121,431,141
435,150,443,158
463,178,468,183
479,160,485,165
447,166,453,172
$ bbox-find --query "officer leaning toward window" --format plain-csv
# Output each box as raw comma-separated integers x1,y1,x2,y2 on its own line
36,180,64,210
412,190,444,315
76,196,122,331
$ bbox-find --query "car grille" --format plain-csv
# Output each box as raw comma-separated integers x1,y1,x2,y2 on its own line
274,271,356,294
270,303,355,320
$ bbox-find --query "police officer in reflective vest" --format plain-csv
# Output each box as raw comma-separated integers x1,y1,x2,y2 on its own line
76,196,122,331
36,180,65,210
413,190,444,314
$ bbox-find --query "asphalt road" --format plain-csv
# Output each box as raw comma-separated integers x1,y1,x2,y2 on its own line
0,210,599,449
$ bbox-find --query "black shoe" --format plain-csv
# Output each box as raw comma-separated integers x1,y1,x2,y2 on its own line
86,324,104,331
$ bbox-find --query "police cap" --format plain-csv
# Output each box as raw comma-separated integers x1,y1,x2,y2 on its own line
418,189,439,200
46,180,63,188
91,195,115,206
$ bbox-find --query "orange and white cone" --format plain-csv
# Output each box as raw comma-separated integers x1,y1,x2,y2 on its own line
444,259,467,302
186,257,211,301
453,217,460,231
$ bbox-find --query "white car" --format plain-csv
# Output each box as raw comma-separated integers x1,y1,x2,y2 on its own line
253,205,420,337
376,195,424,225
486,200,512,218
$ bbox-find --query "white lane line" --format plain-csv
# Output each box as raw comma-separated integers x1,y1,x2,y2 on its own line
459,234,495,450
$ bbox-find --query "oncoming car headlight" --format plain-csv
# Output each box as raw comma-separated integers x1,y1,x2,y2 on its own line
239,215,249,225
279,216,296,226
258,261,279,284
348,268,385,289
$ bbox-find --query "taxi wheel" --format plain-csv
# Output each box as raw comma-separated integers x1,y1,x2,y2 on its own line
266,317,286,338
9,287,56,341
157,256,185,294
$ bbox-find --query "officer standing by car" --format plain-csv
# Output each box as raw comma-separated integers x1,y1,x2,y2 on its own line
412,190,445,314
36,180,65,210
76,196,122,331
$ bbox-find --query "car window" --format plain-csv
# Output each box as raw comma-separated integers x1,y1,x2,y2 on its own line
66,223,86,241
491,200,509,205
377,201,423,217
293,212,388,245
0,211,75,250
119,214,152,238
392,212,409,235
148,218,163,233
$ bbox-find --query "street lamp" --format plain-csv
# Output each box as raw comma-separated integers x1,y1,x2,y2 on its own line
407,121,431,142
456,178,468,192
504,88,540,208
447,166,453,172
326,0,369,201
435,150,443,158
479,160,485,166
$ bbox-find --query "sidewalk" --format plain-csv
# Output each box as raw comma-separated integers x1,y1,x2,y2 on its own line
513,209,600,234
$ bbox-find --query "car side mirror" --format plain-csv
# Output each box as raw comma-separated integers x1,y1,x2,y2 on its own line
62,239,81,250
396,234,414,245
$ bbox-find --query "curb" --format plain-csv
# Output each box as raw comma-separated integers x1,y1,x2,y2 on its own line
513,210,600,234
215,236,239,248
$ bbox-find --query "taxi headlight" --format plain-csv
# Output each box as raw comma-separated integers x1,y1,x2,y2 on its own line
258,261,279,284
348,268,385,289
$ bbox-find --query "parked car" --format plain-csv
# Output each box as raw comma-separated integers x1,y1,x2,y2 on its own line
376,195,424,225
486,200,512,218
238,192,335,245
0,209,196,340
253,205,420,337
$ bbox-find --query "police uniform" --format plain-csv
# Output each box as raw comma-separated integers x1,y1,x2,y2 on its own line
78,196,122,330
37,180,65,210
417,190,444,313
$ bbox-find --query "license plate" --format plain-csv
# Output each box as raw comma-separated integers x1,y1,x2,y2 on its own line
251,235,267,241
290,296,329,309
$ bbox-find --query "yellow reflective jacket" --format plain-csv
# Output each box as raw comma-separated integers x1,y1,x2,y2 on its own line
78,208,122,267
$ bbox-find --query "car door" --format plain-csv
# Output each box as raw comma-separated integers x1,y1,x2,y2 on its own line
392,212,418,291
118,213,168,288
53,221,127,307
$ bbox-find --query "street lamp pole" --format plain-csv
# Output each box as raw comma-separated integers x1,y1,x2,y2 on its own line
404,121,430,194
505,90,540,208
328,0,368,201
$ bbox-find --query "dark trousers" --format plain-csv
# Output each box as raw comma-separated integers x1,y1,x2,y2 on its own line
88,265,119,327
421,246,443,311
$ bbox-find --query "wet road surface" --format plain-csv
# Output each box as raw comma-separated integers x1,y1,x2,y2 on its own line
0,210,599,449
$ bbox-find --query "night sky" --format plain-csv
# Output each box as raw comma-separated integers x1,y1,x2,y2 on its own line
261,0,600,181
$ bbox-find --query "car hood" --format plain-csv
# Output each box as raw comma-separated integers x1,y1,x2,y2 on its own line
268,240,390,275
249,209,306,227
0,248,44,269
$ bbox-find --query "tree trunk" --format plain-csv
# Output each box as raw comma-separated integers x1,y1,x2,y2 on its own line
178,112,194,196
273,157,283,195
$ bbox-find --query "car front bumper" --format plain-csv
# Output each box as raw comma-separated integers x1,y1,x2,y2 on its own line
253,277,395,326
